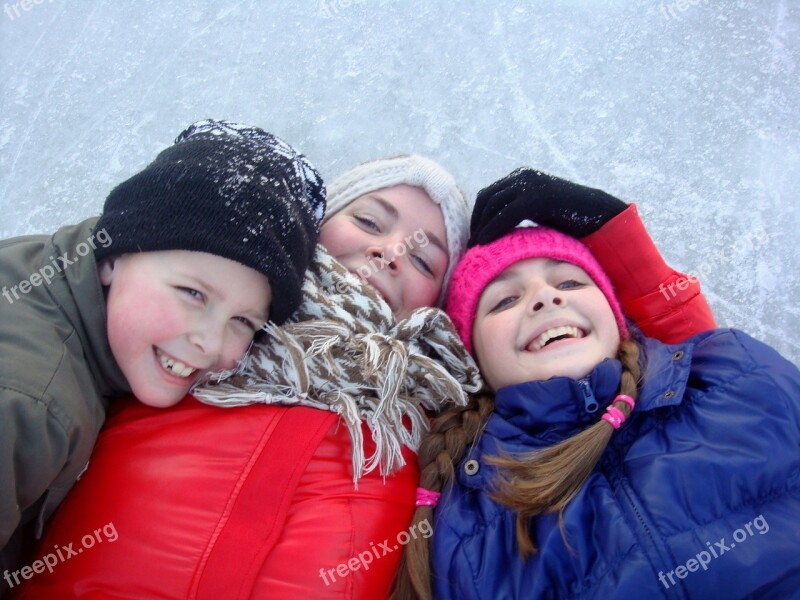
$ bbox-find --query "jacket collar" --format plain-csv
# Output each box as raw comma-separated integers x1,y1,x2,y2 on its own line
488,335,693,446
47,217,130,397
455,335,693,489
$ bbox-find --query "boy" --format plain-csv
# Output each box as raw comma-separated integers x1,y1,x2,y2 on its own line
0,119,326,575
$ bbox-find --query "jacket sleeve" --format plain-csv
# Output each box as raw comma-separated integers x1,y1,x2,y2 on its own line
581,203,716,343
0,388,69,557
676,329,800,595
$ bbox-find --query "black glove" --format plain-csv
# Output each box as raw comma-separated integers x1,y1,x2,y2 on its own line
469,168,627,247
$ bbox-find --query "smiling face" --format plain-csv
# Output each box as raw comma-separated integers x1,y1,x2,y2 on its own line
472,257,620,390
99,250,272,408
318,184,449,319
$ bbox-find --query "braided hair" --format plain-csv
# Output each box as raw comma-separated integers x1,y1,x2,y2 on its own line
391,339,642,600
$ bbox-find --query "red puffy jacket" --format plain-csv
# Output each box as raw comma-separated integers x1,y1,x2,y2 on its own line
14,203,714,599
13,400,418,599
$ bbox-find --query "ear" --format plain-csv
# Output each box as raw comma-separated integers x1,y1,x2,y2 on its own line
97,256,119,286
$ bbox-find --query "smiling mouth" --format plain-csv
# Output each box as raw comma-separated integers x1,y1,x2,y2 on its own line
527,326,586,351
155,348,198,378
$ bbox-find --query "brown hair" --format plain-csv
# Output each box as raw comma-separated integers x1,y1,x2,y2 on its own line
391,339,642,600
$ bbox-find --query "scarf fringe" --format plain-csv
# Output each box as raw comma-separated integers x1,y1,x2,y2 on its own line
193,247,482,481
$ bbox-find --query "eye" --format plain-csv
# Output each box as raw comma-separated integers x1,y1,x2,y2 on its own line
179,287,205,301
557,279,585,290
489,295,518,312
412,253,434,276
354,215,380,232
233,315,259,331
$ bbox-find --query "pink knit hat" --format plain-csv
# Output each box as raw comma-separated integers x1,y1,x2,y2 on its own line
445,227,628,354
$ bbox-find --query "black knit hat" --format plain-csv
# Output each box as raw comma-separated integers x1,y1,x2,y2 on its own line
94,119,326,324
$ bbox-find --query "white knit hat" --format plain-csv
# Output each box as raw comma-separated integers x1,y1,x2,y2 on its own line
325,155,470,304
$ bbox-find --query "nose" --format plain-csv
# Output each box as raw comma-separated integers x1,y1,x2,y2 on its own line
367,244,399,273
187,321,225,361
530,285,564,313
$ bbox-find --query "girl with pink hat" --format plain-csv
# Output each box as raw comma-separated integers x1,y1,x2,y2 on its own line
392,185,800,598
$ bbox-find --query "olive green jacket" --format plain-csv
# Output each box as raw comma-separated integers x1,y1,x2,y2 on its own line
0,218,129,572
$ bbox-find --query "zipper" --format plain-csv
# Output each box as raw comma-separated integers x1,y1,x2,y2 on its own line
579,378,599,414
618,476,688,599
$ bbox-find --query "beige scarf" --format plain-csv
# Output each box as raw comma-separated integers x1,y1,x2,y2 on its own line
193,245,482,481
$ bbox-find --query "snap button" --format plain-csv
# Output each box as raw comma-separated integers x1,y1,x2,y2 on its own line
672,351,684,361
664,390,675,399
464,459,480,476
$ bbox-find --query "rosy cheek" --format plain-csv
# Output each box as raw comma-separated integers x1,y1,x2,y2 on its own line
123,288,189,339
217,342,249,370
318,219,355,256
221,325,256,364
417,280,440,308
217,357,238,371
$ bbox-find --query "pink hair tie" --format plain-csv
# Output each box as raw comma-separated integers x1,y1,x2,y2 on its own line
601,405,626,429
416,487,441,507
602,394,636,429
614,394,636,410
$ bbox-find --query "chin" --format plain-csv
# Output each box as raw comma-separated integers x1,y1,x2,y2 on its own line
135,390,185,409
535,360,595,382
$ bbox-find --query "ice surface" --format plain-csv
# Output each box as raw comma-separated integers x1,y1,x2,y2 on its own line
1,0,798,365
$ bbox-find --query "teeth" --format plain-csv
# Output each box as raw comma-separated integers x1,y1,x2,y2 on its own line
157,350,197,378
531,326,584,351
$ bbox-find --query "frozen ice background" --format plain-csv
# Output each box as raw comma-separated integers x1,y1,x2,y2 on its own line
1,0,798,365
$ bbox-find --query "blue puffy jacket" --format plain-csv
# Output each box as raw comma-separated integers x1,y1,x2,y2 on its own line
432,329,800,599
